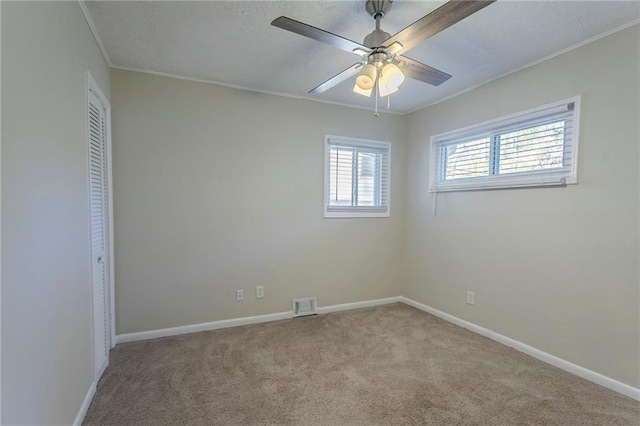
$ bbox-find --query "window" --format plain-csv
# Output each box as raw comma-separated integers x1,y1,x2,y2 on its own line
324,136,390,218
429,96,580,192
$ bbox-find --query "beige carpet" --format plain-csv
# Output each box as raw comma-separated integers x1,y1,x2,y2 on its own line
84,303,639,425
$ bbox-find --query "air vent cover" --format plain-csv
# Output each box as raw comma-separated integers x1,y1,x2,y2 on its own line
293,297,318,317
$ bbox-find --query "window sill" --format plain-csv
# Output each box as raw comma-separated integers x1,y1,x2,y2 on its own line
324,210,390,219
429,174,575,193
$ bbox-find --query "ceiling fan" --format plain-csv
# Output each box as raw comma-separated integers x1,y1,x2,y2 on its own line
272,0,496,102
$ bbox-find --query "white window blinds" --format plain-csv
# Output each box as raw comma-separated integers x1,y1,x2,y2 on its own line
429,96,580,192
325,136,390,218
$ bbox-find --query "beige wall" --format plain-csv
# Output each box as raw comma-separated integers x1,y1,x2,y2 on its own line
1,2,110,424
404,25,640,388
110,69,407,334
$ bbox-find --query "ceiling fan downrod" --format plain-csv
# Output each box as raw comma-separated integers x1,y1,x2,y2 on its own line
363,0,393,48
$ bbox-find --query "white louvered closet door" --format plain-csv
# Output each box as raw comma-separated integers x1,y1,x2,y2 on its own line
88,89,110,380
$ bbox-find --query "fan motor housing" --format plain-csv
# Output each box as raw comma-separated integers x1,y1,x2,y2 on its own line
364,29,391,48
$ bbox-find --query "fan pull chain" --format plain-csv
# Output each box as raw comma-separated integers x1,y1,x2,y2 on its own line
387,94,391,110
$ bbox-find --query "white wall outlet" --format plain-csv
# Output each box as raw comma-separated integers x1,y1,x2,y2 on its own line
256,285,264,299
236,289,244,302
467,291,475,305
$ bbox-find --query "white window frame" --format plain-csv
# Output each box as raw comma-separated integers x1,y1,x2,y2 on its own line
429,96,581,192
324,135,391,218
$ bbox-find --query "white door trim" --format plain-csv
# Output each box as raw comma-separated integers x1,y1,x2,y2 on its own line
86,72,115,383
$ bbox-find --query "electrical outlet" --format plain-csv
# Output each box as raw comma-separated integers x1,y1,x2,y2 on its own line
236,289,244,302
256,285,264,299
467,291,475,305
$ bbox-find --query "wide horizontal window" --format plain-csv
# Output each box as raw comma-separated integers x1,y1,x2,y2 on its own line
324,136,390,218
429,96,581,192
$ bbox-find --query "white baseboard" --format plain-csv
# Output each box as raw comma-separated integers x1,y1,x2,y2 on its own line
73,381,96,426
116,311,293,344
114,295,638,400
398,296,640,401
116,297,400,344
316,296,400,314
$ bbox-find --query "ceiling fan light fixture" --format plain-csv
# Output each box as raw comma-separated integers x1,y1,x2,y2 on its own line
381,63,405,91
355,63,377,90
353,83,373,97
378,80,399,97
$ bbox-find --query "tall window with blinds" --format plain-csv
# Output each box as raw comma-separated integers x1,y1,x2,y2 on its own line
324,136,390,218
429,96,580,192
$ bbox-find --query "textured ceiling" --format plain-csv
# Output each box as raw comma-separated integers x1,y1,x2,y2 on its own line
84,1,639,114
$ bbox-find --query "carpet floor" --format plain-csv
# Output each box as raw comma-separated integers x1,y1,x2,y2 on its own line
83,303,639,425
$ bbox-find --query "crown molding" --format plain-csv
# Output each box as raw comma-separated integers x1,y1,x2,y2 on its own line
110,64,404,116
78,0,112,67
